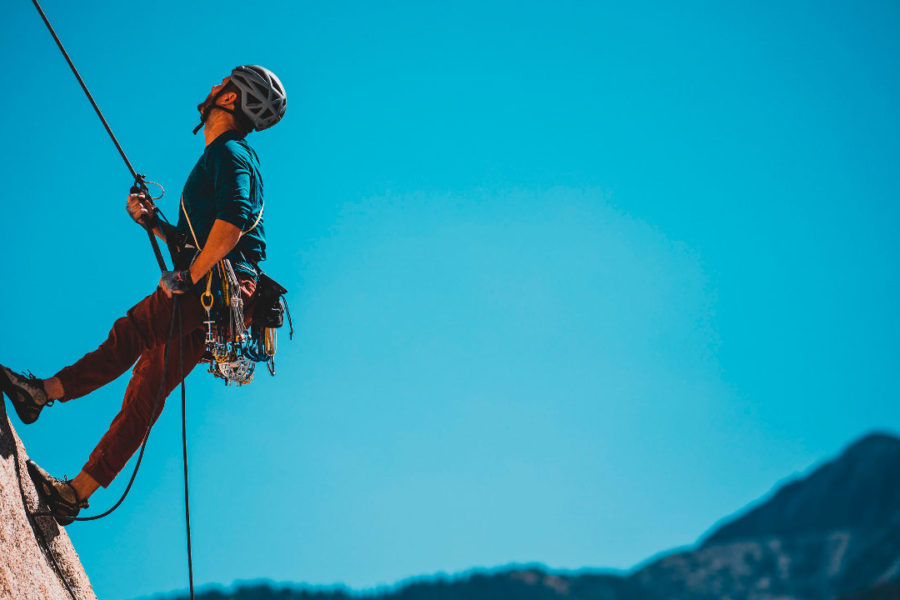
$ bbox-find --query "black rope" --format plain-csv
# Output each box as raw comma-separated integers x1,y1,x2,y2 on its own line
30,4,196,597
32,0,170,272
31,0,138,181
70,302,179,521
19,298,179,598
28,299,193,599
178,304,196,600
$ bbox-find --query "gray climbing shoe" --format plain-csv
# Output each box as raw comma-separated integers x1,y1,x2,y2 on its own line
26,460,89,526
0,365,51,425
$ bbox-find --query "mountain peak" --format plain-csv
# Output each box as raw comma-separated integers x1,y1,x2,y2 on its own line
844,431,900,456
702,432,900,547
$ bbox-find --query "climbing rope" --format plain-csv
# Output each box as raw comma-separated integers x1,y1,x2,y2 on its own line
31,0,171,272
8,310,185,600
30,1,196,598
179,307,196,596
69,301,180,522
24,300,189,598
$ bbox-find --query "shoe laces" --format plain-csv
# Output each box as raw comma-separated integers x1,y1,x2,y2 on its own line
21,369,53,407
61,475,89,509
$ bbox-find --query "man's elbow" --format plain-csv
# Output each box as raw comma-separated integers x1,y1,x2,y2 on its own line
213,217,245,239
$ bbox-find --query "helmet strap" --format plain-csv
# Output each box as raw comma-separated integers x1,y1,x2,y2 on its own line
192,87,238,135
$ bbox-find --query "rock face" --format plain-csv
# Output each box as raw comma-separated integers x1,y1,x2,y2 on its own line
0,400,96,600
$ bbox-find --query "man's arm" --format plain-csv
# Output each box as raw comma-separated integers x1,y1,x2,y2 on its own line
158,141,255,296
188,219,243,284
159,218,242,297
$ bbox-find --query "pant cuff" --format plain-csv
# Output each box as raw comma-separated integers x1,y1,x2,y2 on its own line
52,368,79,403
82,460,115,489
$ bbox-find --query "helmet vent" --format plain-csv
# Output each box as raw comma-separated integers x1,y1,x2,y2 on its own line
229,65,287,131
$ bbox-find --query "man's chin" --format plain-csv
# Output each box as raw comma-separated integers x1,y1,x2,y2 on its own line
198,97,213,114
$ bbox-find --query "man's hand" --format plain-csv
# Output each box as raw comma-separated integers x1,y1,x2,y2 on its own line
126,192,153,225
128,192,168,242
159,270,194,298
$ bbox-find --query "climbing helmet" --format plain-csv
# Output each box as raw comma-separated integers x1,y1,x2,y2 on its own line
229,65,287,131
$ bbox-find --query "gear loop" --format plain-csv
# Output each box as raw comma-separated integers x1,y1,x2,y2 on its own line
144,179,166,201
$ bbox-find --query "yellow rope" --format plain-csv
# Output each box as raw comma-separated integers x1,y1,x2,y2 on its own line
180,192,263,306
180,193,263,251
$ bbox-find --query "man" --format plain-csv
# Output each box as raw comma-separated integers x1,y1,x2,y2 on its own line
0,65,287,525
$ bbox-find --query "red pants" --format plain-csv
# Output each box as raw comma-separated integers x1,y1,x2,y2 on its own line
54,278,257,488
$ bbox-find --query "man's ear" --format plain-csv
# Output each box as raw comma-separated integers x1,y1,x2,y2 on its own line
218,91,239,110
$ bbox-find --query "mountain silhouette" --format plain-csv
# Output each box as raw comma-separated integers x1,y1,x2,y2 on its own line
144,431,900,600
703,433,900,546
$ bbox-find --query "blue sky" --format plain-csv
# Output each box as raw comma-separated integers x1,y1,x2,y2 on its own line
1,1,899,599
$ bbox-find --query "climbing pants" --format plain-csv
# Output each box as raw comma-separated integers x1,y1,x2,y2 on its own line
54,277,257,488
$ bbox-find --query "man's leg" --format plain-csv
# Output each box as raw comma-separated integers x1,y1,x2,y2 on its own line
50,287,204,402
1,288,209,427
71,327,208,497
72,277,256,499
70,276,258,497
22,277,259,524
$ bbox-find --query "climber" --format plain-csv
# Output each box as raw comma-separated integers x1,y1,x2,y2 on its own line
0,65,287,526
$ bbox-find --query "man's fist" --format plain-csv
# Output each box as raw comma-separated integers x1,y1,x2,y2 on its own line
159,270,194,297
126,192,153,225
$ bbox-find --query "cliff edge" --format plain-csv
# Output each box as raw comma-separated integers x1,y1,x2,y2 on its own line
0,399,96,600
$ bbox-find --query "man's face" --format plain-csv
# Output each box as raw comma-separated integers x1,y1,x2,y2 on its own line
197,76,231,115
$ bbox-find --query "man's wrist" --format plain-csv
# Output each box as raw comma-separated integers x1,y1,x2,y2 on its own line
160,269,195,294
138,209,158,228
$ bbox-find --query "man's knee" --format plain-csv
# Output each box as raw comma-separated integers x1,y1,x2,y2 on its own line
123,288,189,350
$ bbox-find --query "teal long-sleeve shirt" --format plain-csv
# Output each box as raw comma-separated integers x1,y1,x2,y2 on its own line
176,130,265,278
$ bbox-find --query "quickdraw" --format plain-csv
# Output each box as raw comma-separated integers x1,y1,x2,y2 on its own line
179,194,292,386
202,259,256,385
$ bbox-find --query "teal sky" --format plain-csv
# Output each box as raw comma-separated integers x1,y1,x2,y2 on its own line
1,1,898,599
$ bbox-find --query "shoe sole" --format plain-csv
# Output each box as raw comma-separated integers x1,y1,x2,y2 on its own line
0,367,42,425
26,460,79,526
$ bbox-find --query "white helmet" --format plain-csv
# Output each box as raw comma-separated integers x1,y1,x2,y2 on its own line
230,65,287,131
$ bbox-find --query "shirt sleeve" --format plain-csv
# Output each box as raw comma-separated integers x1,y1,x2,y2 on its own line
211,141,254,231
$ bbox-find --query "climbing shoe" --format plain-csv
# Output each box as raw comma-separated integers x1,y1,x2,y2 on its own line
0,365,52,425
26,460,89,526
